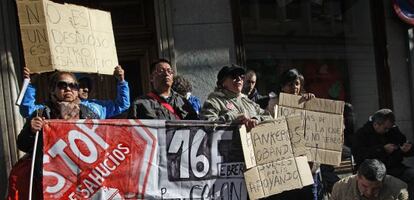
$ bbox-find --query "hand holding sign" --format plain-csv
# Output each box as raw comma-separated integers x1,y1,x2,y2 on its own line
17,0,118,75
114,65,124,82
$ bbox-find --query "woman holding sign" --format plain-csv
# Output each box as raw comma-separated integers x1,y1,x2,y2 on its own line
265,68,322,200
266,68,315,117
7,71,100,200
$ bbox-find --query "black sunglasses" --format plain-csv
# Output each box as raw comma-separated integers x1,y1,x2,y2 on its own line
56,81,79,90
231,73,245,80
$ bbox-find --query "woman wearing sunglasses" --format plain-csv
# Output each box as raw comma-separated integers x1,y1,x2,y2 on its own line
19,66,130,119
201,64,272,131
8,71,100,199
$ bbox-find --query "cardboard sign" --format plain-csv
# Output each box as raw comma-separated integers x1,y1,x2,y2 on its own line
244,156,314,199
240,117,313,199
277,93,345,166
17,0,118,74
42,119,248,199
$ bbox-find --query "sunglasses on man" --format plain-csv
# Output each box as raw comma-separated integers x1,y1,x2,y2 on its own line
56,81,79,90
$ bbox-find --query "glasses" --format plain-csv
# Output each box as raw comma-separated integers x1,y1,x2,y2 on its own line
231,74,245,80
56,81,79,90
155,68,174,75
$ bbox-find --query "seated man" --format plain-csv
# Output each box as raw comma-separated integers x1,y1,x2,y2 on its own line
331,159,408,200
352,109,414,198
129,59,198,120
19,66,130,119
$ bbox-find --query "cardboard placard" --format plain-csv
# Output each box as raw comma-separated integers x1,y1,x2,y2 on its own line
240,117,313,199
249,118,293,165
17,0,118,74
276,93,345,166
244,156,313,199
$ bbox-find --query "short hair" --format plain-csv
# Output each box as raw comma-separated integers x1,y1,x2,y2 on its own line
372,109,395,124
150,58,172,74
357,159,386,182
48,71,78,92
173,75,192,96
245,70,256,79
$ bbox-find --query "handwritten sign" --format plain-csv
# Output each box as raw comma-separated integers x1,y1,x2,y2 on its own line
17,0,118,74
250,118,293,165
277,93,345,166
244,156,313,199
240,117,313,199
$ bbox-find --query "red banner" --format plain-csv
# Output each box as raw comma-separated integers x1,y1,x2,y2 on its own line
42,119,157,199
42,119,247,200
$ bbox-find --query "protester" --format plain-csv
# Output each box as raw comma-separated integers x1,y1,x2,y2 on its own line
242,70,269,109
352,108,414,199
7,71,100,200
263,68,321,199
78,76,92,100
129,58,198,120
200,64,272,131
266,68,315,117
331,159,408,200
19,66,130,119
172,75,202,114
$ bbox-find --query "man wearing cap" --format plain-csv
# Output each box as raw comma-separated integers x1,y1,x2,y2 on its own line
352,109,414,199
129,58,198,120
201,64,272,131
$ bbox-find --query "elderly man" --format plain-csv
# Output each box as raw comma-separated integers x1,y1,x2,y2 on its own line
129,58,198,120
331,159,408,200
201,64,272,131
352,109,414,199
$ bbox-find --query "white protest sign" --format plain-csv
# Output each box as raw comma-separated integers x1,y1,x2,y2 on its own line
17,0,118,75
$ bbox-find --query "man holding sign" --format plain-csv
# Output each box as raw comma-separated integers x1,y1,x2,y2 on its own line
201,64,272,130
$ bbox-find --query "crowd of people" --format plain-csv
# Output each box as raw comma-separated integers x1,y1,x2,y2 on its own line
6,58,414,200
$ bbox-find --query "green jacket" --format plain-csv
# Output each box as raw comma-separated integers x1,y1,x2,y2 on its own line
200,88,272,122
331,175,408,200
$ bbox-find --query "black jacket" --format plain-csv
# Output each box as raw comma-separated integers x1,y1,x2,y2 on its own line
352,121,414,176
247,88,269,109
17,103,99,191
129,90,199,120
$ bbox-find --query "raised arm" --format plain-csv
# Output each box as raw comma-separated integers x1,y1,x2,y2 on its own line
87,66,130,118
19,67,45,118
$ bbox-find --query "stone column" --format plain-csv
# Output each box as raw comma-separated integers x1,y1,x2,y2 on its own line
0,0,25,197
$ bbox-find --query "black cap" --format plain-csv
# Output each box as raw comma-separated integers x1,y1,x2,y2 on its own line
217,64,246,86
